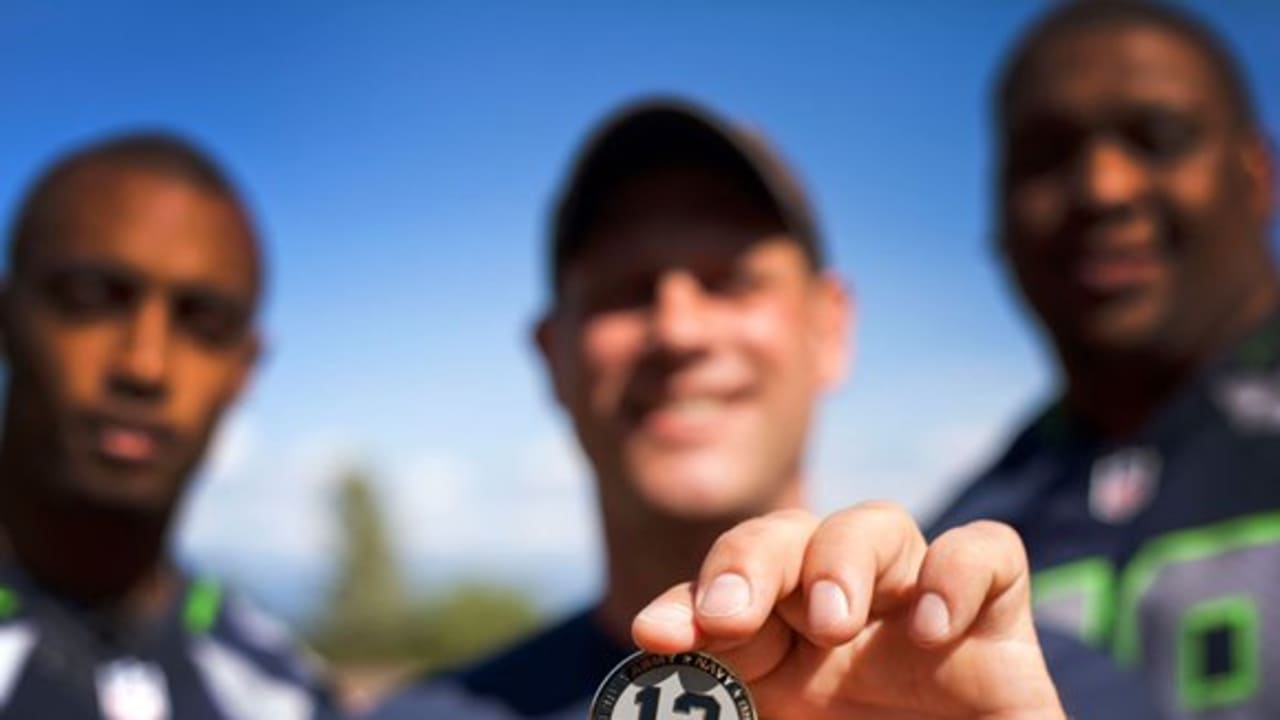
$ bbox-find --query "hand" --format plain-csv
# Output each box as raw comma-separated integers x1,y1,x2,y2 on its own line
632,502,1065,719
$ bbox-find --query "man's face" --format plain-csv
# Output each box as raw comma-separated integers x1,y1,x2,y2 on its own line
1000,25,1273,360
540,169,849,520
3,164,259,515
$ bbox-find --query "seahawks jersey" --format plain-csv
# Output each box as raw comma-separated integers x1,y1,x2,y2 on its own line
0,567,339,719
929,315,1280,718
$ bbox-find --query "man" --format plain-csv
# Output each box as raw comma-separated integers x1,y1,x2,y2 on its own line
375,99,1152,718
0,134,337,718
929,1,1279,716
444,98,846,717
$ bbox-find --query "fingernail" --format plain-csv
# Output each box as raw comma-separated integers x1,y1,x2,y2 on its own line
698,573,751,617
912,592,951,642
636,601,694,629
808,579,849,635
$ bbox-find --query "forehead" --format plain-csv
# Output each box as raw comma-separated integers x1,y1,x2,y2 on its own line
24,165,259,300
1008,25,1229,123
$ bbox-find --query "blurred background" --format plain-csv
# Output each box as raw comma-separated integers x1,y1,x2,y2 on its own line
3,0,1278,690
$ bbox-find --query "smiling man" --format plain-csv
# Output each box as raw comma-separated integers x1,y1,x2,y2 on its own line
483,98,848,718
929,1,1280,716
376,98,850,718
0,134,336,719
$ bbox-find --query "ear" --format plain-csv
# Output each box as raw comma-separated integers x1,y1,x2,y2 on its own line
534,311,571,409
1241,130,1276,221
812,271,855,390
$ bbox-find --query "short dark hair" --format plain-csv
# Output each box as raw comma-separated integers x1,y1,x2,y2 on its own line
9,132,260,293
997,0,1258,130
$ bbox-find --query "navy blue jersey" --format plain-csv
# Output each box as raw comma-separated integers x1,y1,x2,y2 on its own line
371,605,1156,719
929,315,1280,717
0,567,339,719
370,608,628,720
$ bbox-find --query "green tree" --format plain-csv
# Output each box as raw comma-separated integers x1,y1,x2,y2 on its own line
311,468,411,662
408,584,540,669
309,466,540,670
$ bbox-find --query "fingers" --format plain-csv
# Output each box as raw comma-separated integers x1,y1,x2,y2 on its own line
799,501,928,646
633,582,702,653
909,520,1032,647
627,576,788,681
638,501,930,653
632,508,817,664
632,581,794,683
689,509,821,645
635,508,1032,676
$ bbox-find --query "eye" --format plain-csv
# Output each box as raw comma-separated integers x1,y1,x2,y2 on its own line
173,290,247,347
1125,109,1201,165
1006,116,1085,178
704,265,765,297
576,272,656,314
44,268,135,320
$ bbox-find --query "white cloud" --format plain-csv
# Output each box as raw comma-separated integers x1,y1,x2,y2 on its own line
809,415,1007,521
179,428,360,564
379,431,597,563
202,410,255,484
518,430,591,492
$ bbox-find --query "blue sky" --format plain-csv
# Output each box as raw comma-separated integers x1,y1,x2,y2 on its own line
3,2,1278,620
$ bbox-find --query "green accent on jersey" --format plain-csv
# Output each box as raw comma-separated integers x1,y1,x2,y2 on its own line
1113,511,1280,667
1032,557,1115,647
184,577,223,635
1176,595,1260,711
0,587,18,620
1234,320,1280,371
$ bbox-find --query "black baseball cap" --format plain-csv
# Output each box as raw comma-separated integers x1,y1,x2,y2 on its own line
549,97,825,295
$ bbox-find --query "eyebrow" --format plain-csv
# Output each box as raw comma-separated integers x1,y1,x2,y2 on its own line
40,259,252,312
173,282,252,318
1009,94,1208,128
39,259,140,285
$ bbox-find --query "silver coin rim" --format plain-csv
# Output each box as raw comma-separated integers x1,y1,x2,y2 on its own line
587,650,757,720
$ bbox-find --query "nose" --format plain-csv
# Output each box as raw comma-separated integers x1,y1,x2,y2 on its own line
109,297,170,402
1073,137,1149,213
649,269,713,355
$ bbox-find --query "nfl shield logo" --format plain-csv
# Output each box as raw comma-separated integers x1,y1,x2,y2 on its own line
1089,447,1161,524
96,658,170,720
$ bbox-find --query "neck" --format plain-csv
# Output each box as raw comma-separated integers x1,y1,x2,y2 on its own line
1061,281,1279,440
594,479,804,648
0,426,178,618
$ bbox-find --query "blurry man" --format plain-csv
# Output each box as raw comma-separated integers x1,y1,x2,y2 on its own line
929,1,1280,716
0,134,336,718
383,99,849,717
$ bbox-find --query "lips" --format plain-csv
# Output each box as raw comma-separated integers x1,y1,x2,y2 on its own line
99,425,158,463
626,390,747,446
1074,247,1165,293
84,414,174,466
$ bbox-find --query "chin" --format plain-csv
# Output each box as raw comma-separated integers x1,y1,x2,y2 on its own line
1050,291,1167,355
1081,309,1169,354
650,496,745,521
61,465,176,517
